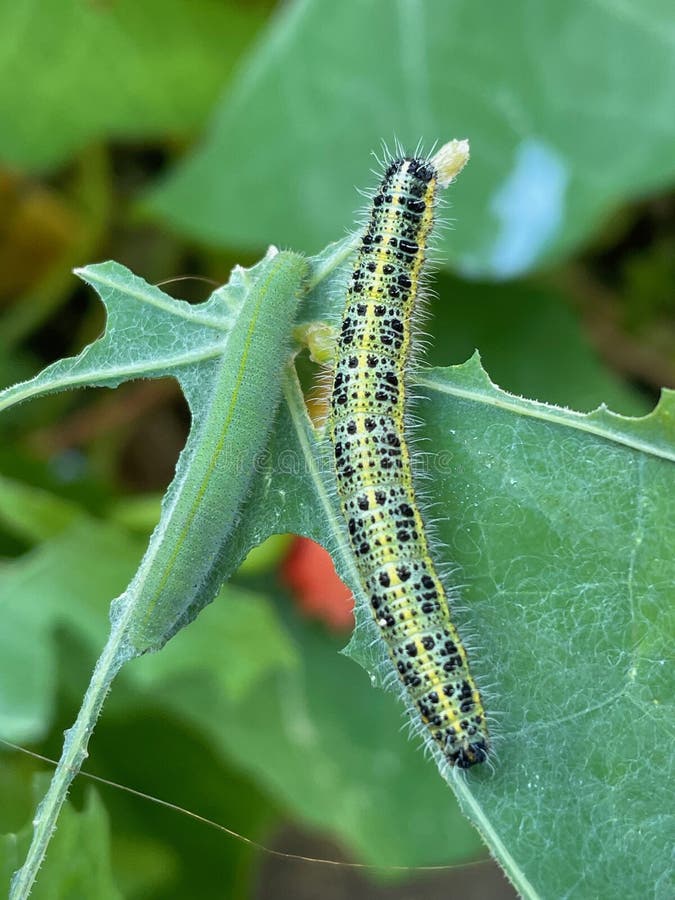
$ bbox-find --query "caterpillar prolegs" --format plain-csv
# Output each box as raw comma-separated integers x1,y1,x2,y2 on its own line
329,140,489,769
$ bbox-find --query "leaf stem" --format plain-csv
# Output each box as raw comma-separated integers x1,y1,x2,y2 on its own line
9,619,126,899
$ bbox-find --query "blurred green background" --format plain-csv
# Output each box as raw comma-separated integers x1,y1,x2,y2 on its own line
0,1,673,898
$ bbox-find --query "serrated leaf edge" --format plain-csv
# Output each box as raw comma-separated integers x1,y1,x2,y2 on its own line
418,352,675,463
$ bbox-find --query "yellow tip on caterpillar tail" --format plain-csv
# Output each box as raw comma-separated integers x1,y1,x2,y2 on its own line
432,139,470,187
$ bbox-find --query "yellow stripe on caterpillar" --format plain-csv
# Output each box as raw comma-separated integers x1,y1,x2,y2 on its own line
329,140,488,769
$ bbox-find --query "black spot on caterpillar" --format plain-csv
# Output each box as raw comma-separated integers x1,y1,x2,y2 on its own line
329,140,488,769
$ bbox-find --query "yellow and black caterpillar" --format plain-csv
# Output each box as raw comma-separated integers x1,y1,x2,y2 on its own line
329,140,488,769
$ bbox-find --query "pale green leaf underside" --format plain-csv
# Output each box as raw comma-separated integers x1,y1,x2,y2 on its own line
0,260,230,415
401,361,672,898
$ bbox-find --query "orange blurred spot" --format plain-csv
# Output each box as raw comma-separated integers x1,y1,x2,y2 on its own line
281,537,354,632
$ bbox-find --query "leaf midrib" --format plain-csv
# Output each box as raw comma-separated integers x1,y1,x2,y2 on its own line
0,348,223,414
79,269,230,331
282,367,539,898
417,369,675,463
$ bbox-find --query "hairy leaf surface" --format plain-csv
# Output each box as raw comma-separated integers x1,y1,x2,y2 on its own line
1,246,672,895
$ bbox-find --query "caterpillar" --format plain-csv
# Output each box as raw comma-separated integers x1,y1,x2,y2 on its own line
329,139,489,769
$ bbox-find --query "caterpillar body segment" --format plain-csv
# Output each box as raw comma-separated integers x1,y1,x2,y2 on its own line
329,141,488,769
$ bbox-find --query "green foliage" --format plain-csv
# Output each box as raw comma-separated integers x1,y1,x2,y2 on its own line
147,0,675,274
2,252,308,651
0,520,293,899
1,775,121,900
426,277,647,415
2,241,673,897
0,0,266,170
1,0,674,897
0,475,83,544
254,244,675,897
3,252,308,897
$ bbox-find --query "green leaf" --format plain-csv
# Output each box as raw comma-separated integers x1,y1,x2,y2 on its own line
427,275,647,415
126,587,299,704
1,251,308,896
0,521,143,743
147,0,675,275
1,251,308,652
412,360,673,898
249,356,673,898
0,516,476,870
2,232,672,894
1,776,121,900
1,259,242,409
0,0,265,170
0,247,308,706
0,474,83,544
65,699,281,900
129,601,485,868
